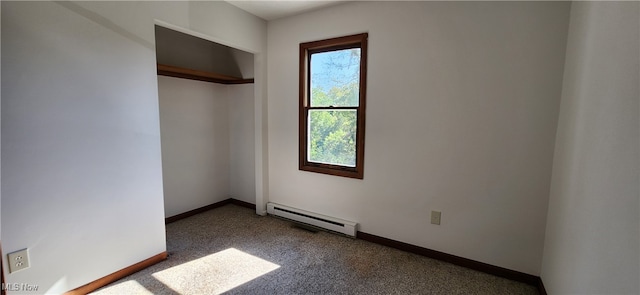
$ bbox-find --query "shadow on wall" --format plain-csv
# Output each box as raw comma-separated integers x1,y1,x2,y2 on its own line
155,25,254,79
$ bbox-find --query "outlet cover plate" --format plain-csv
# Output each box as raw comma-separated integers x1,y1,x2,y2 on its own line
431,211,441,225
7,248,30,273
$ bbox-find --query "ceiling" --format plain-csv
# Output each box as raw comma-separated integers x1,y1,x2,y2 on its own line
225,0,346,21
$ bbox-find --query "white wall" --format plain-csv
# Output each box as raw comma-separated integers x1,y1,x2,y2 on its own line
1,1,265,293
158,76,230,217
159,77,256,216
230,84,256,204
267,1,570,275
540,2,640,294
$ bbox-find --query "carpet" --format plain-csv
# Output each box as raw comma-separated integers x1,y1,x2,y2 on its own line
93,204,538,294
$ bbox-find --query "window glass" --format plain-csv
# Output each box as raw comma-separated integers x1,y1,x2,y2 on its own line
308,109,357,167
310,49,361,107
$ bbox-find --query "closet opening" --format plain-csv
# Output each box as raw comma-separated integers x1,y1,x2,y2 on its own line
154,25,256,220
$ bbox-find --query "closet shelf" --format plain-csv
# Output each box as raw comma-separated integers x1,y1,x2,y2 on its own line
157,64,254,85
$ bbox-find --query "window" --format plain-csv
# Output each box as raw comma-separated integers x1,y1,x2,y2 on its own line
299,33,368,179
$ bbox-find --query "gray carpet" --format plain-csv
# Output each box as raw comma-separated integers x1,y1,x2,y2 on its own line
94,204,539,294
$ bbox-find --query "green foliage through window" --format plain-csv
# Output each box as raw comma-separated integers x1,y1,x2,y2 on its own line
308,110,357,167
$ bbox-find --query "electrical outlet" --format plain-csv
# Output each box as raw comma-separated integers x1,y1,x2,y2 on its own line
8,249,30,273
431,211,441,225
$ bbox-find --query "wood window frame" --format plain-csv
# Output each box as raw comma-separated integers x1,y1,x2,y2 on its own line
299,33,368,179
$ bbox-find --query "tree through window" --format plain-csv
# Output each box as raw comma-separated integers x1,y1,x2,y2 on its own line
299,33,368,179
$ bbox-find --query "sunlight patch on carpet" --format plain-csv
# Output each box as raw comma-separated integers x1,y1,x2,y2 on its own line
94,279,155,294
151,248,280,294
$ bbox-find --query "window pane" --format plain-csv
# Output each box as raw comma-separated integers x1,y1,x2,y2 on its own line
310,48,360,107
308,110,357,167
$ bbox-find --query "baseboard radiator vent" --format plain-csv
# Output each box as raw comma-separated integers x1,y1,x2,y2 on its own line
266,202,358,237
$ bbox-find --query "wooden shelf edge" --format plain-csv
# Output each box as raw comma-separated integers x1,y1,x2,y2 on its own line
157,64,254,85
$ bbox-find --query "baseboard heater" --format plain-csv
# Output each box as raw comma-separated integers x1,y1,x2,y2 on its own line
266,202,358,237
